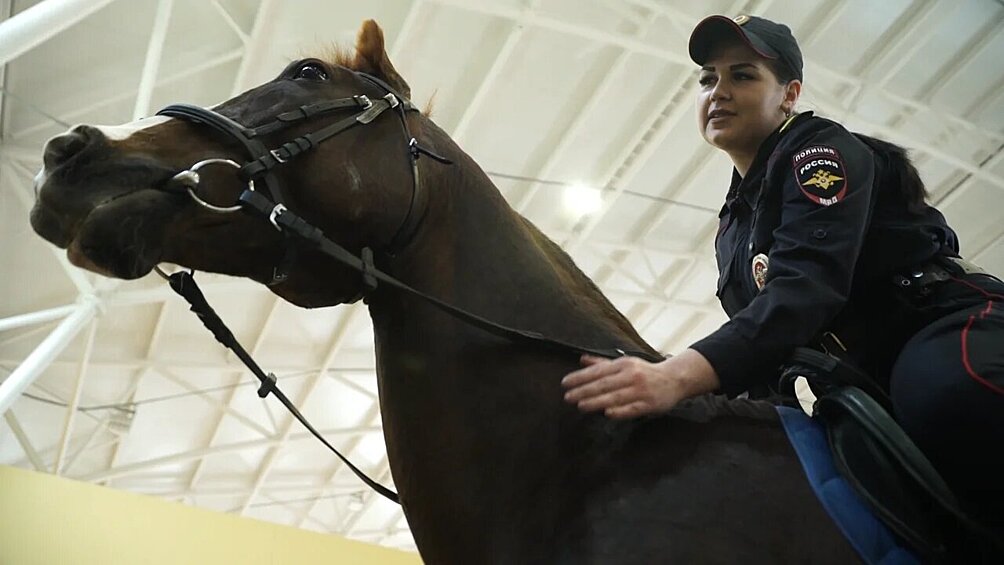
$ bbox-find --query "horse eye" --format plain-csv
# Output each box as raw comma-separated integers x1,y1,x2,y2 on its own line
295,63,328,81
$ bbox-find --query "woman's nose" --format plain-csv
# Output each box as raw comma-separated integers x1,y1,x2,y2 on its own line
709,81,730,101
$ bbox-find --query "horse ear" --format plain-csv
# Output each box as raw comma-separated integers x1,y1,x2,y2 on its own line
353,20,411,98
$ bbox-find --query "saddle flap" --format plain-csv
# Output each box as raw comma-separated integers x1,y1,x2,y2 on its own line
816,387,1003,562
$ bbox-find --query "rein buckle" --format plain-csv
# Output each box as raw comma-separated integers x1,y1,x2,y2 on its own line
269,149,288,164
269,203,287,230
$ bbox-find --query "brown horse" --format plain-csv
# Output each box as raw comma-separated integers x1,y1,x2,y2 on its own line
30,20,862,564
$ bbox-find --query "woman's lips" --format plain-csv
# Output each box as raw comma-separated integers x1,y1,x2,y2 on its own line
708,110,736,123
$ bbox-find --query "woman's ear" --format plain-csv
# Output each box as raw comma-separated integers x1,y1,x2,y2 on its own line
783,79,802,114
353,19,411,98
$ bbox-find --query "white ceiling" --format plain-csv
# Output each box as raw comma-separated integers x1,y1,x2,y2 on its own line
2,0,1003,554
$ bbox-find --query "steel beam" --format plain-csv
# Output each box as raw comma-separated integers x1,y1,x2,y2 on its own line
0,296,99,416
0,0,119,66
52,319,97,475
78,424,382,483
132,0,174,120
4,409,46,471
11,48,242,141
514,11,659,213
236,304,367,516
0,304,76,333
230,0,277,96
451,0,541,143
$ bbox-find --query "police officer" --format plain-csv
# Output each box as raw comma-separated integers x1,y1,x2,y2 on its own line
561,14,1004,530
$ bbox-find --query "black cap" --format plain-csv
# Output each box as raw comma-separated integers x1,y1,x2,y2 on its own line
689,14,803,81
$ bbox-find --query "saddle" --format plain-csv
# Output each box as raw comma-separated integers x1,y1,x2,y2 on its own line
779,349,1004,563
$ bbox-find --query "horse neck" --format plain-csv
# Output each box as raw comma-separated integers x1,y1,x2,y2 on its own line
363,126,656,551
370,134,651,353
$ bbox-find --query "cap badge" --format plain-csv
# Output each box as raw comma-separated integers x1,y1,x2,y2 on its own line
734,14,750,25
751,253,769,291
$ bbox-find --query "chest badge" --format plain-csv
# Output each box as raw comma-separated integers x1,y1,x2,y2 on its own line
751,253,769,291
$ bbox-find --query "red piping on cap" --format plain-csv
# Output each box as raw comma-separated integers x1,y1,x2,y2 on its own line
691,15,779,63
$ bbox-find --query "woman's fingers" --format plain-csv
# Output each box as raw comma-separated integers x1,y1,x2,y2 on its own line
560,355,620,388
605,401,651,420
575,386,643,412
563,371,635,404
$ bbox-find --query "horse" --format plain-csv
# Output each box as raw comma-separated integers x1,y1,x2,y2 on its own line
30,19,865,564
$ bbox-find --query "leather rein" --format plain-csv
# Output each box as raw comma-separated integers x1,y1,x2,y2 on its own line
152,72,663,505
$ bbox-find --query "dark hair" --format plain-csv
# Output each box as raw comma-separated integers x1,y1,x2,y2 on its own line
764,59,800,85
855,134,930,213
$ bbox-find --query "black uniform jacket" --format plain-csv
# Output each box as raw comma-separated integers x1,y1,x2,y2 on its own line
691,112,959,397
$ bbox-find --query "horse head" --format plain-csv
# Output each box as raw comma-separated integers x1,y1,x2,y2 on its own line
31,20,420,308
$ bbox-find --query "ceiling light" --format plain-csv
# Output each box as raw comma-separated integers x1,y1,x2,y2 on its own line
562,182,602,218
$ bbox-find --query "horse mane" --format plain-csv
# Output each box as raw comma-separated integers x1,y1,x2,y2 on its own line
666,393,779,423
314,41,770,420
515,214,780,424
317,45,357,70
515,215,657,353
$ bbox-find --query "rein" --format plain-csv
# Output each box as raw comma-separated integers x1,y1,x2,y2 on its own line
152,72,663,505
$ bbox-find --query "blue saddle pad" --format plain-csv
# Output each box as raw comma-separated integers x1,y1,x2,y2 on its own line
776,406,919,565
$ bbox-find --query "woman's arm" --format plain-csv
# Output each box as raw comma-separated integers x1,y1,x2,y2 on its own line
691,126,876,396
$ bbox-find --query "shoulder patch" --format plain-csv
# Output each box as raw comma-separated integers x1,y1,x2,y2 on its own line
791,145,848,206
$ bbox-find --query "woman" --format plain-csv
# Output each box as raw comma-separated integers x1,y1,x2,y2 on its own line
561,14,1004,529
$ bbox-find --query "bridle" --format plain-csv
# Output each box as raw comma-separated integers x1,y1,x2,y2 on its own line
150,71,663,505
158,72,447,289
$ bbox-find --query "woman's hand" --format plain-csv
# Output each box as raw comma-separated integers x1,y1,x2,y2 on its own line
561,348,720,419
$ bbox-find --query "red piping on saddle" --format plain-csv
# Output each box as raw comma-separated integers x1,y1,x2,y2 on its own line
960,300,1003,396
949,276,1004,301
948,277,1003,396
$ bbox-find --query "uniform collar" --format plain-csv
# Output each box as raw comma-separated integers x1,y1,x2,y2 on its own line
727,111,813,207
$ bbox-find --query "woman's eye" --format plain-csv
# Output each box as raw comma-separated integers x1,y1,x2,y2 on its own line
295,63,328,81
734,73,751,80
699,75,714,86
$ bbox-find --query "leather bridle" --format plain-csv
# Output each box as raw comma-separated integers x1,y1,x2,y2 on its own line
150,72,663,505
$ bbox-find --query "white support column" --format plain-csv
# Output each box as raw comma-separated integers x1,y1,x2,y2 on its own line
514,10,659,213
451,0,541,143
209,0,248,44
132,0,174,120
79,424,383,483
0,296,99,417
52,319,97,474
0,304,76,333
0,0,119,66
230,0,278,96
4,410,46,471
12,48,242,141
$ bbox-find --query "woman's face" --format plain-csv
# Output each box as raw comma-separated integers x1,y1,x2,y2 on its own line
696,40,795,155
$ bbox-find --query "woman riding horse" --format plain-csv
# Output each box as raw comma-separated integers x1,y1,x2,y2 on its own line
562,14,1004,534
29,16,1001,564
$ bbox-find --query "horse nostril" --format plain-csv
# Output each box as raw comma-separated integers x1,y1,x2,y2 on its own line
42,125,99,169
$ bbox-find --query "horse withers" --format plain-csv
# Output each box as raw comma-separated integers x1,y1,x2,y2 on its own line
31,19,876,564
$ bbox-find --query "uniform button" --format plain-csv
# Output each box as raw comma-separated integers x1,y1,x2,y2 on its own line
748,241,754,251
812,228,827,239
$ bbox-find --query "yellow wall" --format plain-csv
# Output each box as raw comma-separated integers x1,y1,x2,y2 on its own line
0,465,422,565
